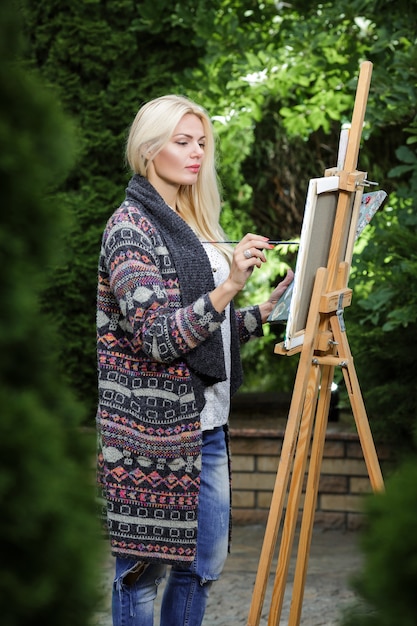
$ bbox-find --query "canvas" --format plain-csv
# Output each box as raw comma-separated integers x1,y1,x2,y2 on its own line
268,186,386,350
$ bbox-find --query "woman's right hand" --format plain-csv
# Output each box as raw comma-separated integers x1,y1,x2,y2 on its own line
209,233,274,313
229,233,274,291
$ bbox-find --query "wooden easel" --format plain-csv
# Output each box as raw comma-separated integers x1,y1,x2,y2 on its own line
247,61,385,626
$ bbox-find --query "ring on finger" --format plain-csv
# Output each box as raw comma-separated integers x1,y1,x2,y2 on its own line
244,249,252,259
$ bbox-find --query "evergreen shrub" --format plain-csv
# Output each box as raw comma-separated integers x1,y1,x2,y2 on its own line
341,459,417,626
0,1,103,623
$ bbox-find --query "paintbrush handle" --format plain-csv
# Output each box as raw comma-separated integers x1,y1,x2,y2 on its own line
200,240,298,245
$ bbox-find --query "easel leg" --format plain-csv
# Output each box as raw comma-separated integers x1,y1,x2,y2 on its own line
246,358,313,626
330,316,384,492
267,365,321,626
288,363,334,626
249,317,384,626
247,269,328,626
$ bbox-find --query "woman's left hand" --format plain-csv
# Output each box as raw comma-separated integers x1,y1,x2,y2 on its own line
259,268,294,323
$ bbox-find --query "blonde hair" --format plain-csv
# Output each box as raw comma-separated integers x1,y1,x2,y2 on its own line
126,94,232,263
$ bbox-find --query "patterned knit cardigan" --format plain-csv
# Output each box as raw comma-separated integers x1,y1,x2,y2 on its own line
96,175,263,565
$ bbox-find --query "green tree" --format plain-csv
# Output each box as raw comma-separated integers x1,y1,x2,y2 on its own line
22,0,227,419
21,0,417,451
190,1,417,427
0,0,102,623
206,1,417,450
343,4,417,454
348,184,417,455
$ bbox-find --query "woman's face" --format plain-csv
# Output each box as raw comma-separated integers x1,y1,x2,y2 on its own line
147,113,206,197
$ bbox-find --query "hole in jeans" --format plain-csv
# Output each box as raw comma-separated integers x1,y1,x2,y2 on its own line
123,562,149,587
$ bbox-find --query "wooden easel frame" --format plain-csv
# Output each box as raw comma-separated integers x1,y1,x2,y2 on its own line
247,61,385,626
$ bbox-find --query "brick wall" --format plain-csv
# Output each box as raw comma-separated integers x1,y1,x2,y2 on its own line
229,394,390,530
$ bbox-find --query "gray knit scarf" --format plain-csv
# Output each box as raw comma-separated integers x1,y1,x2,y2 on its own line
125,175,243,410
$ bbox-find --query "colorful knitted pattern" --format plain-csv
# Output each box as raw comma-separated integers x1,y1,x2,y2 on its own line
96,176,263,565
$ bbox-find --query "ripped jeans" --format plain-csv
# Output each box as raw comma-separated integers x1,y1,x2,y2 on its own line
112,426,230,626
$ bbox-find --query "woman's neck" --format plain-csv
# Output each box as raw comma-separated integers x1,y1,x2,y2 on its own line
146,171,179,210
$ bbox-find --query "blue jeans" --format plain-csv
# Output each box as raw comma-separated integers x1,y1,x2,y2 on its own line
112,426,230,626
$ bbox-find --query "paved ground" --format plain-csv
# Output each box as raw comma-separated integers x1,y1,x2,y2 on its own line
94,524,362,625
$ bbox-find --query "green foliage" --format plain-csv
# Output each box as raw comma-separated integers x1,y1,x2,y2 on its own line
20,0,417,449
0,1,102,623
348,142,417,454
341,459,417,626
21,0,229,419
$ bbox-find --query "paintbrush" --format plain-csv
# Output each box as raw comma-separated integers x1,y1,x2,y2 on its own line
200,240,299,245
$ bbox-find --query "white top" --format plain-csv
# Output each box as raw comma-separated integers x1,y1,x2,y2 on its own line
200,243,231,430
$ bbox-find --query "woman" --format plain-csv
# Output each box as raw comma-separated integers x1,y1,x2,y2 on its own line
96,94,293,626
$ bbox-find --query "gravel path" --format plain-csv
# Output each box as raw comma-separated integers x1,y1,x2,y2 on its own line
93,524,362,626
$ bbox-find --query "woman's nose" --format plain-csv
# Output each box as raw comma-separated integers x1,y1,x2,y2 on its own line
191,143,204,157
